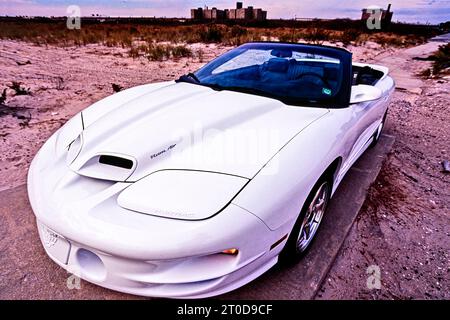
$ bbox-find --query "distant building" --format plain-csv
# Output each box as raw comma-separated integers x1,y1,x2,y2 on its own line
191,2,267,21
361,4,393,28
191,7,203,20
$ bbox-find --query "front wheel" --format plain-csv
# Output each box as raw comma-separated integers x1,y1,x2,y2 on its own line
280,178,331,263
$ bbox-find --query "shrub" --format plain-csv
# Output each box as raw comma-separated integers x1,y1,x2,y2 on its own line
147,44,170,61
230,25,248,38
172,45,193,59
339,29,362,46
0,89,6,105
128,46,141,58
279,33,294,43
303,28,331,44
199,25,223,43
196,49,205,62
431,43,450,75
419,68,432,78
112,83,123,93
8,82,31,96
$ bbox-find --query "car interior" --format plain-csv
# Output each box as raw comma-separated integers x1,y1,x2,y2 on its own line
203,49,343,100
352,65,384,86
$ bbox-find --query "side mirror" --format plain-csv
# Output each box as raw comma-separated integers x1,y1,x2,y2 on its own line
350,85,383,104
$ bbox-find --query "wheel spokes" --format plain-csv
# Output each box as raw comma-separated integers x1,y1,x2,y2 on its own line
296,182,329,252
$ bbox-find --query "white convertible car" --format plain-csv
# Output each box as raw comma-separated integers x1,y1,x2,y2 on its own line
28,42,394,298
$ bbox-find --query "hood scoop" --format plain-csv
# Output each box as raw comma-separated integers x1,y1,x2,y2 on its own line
99,155,134,170
72,153,137,182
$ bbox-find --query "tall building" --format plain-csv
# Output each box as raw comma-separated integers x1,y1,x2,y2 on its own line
191,2,267,21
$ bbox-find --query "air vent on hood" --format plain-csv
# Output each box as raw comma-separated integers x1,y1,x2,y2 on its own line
99,155,134,169
70,153,137,182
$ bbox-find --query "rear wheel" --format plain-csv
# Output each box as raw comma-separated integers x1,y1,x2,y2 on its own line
370,111,388,148
280,177,331,263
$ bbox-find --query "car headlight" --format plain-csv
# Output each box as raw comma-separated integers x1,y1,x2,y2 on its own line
117,170,249,220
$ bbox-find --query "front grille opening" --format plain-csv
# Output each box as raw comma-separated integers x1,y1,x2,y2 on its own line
99,155,133,169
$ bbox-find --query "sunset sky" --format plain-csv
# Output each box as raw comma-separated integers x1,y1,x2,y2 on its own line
0,0,449,24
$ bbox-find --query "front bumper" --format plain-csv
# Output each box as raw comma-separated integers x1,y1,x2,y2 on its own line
28,133,280,298
37,221,278,298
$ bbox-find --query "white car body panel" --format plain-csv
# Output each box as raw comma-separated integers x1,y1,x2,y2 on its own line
117,170,249,220
28,46,394,298
73,82,328,181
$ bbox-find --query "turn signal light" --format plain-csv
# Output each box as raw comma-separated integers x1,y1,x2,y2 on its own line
221,248,239,255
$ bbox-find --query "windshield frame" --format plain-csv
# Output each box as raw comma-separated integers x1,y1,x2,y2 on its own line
183,42,352,109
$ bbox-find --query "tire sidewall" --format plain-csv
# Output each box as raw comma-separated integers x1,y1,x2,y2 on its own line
370,110,388,148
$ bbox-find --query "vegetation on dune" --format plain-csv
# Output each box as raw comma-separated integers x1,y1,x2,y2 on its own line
431,43,450,75
0,19,438,55
128,43,193,61
419,43,450,78
0,89,6,105
8,82,31,96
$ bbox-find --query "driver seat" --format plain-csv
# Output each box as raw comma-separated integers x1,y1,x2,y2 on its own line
260,58,289,82
287,59,306,80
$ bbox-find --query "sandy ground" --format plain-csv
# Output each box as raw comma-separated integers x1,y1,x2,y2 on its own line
0,39,448,299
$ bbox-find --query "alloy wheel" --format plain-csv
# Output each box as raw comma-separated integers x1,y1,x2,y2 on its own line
296,181,330,253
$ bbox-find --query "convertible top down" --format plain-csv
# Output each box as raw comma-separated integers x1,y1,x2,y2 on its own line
28,42,394,298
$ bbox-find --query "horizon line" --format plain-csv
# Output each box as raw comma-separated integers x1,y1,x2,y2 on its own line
0,15,446,25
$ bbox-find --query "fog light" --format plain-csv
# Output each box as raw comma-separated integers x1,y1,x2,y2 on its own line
221,248,239,255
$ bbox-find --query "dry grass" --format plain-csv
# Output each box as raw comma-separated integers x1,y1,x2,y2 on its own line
0,89,6,105
419,43,450,77
431,43,450,74
8,82,31,96
127,43,193,61
0,20,434,50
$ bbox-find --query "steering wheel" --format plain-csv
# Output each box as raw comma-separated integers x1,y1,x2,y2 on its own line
294,72,332,90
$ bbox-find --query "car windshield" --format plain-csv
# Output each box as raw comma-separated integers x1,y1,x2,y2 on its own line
182,43,350,107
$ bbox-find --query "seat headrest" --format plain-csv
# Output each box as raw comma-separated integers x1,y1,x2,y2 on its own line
270,49,293,58
265,58,289,73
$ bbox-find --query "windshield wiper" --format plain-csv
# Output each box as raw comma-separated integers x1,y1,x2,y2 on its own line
207,84,263,95
176,72,200,84
207,84,284,100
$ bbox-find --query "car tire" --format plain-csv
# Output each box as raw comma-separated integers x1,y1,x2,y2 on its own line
279,175,332,264
370,111,388,148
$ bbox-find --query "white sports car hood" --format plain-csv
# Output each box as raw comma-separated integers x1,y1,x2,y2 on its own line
70,82,328,181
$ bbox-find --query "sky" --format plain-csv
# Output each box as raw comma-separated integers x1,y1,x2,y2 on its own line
0,0,449,24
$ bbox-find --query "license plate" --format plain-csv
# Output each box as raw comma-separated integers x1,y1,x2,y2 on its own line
37,221,71,265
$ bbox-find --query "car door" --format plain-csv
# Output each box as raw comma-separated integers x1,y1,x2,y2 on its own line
332,96,383,185
351,97,384,154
